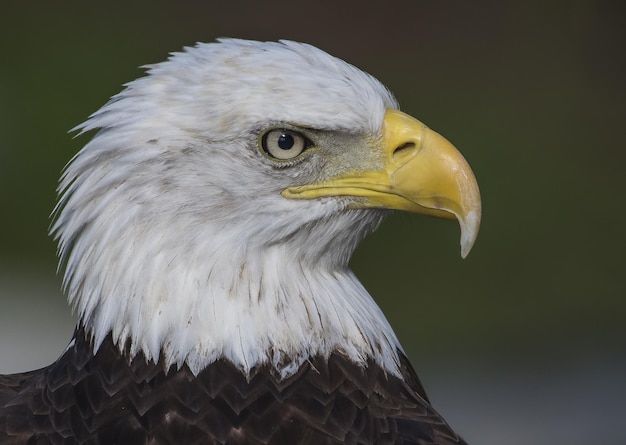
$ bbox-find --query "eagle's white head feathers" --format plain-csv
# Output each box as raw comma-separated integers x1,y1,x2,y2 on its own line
52,39,404,377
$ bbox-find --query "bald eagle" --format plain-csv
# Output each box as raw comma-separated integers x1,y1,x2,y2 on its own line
0,39,480,444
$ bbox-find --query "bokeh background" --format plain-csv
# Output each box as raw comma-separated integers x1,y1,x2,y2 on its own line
1,2,624,444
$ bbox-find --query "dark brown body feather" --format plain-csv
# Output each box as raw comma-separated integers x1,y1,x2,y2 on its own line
0,328,466,444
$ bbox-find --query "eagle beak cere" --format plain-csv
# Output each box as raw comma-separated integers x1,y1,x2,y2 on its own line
283,109,481,258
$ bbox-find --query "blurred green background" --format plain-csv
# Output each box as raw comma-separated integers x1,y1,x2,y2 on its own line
1,2,624,444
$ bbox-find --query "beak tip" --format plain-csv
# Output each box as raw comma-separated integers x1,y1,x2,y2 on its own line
458,209,481,259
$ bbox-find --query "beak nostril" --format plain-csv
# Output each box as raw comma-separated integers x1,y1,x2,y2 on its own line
393,142,416,156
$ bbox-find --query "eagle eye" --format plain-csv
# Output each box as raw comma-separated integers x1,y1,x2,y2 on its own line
261,129,310,160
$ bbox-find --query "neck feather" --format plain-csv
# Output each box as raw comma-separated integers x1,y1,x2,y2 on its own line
58,213,403,379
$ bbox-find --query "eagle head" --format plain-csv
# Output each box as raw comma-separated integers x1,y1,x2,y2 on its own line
51,39,480,377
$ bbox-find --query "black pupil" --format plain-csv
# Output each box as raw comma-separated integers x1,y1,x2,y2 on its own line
277,133,294,150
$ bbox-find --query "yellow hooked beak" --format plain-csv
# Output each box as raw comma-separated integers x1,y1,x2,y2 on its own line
282,109,481,258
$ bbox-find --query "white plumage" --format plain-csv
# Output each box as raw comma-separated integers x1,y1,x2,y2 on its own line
52,39,405,377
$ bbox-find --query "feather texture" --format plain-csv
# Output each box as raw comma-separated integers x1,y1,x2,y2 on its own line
0,329,465,444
